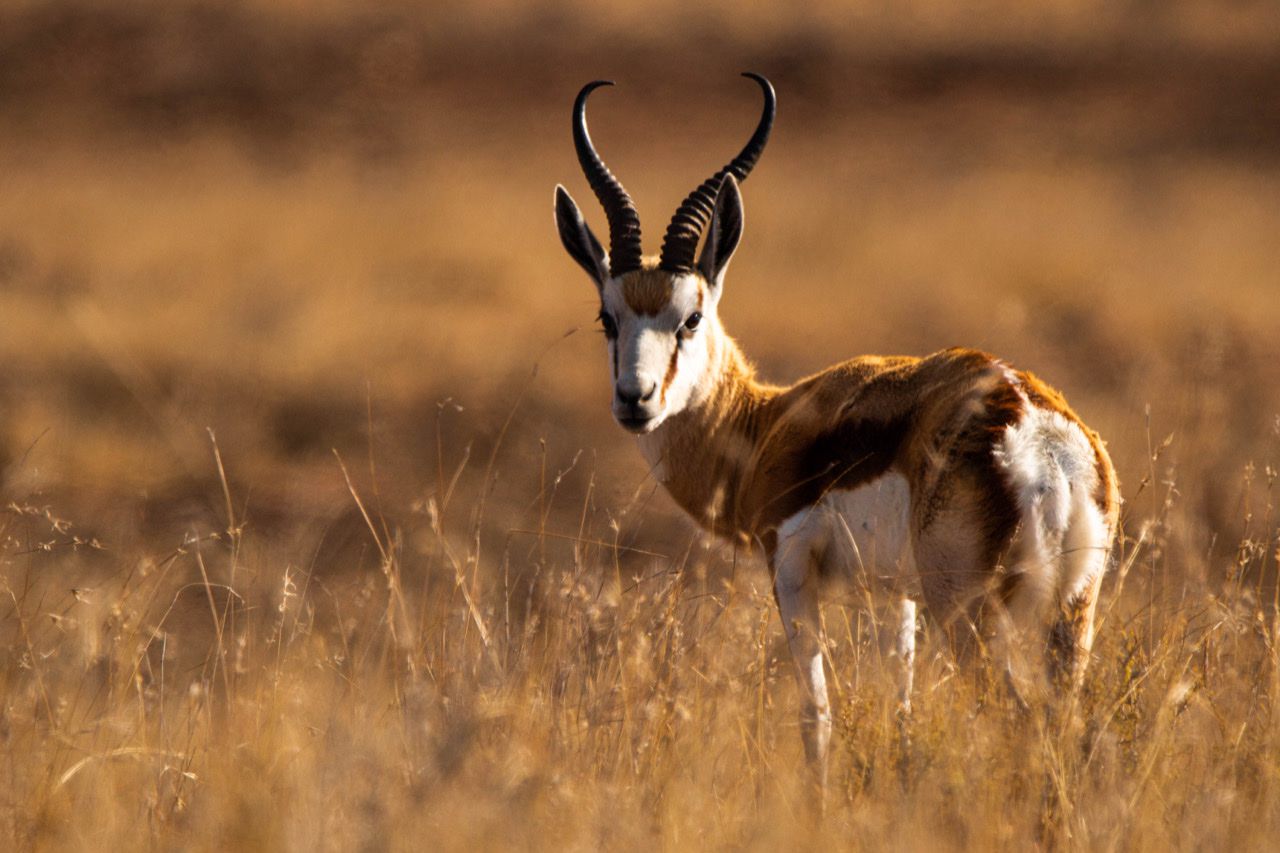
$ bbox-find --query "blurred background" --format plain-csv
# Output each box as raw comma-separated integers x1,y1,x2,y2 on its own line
3,2,1280,846
2,0,1279,620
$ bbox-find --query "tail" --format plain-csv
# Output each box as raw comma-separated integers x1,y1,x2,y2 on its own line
996,404,1115,688
1046,476,1113,689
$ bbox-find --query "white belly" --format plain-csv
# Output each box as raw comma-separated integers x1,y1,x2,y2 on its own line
775,472,914,588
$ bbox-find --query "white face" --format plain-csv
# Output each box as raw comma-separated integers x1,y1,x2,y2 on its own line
598,271,720,434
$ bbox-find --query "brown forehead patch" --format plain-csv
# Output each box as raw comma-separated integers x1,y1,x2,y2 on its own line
620,269,676,315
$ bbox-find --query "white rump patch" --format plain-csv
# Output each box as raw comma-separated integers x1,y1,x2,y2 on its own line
995,405,1098,535
994,402,1106,608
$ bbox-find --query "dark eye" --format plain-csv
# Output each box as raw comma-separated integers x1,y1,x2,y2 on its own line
598,311,618,339
683,312,702,332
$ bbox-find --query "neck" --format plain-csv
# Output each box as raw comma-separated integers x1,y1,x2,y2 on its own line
637,329,777,539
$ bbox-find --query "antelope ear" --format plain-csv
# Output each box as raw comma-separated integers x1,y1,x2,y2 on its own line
555,185,609,289
697,174,744,291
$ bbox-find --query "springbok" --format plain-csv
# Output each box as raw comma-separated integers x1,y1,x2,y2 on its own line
553,74,1120,789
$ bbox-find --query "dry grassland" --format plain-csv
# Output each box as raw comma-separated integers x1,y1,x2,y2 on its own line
2,2,1280,849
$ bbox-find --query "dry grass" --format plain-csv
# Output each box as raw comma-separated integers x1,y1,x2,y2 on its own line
2,1,1280,849
4,428,1279,849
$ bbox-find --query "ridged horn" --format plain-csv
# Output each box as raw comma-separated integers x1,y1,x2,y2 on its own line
573,81,644,276
658,73,775,273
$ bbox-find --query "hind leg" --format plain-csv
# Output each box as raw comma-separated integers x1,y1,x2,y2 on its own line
910,501,1028,706
1048,566,1104,694
914,504,1040,711
1047,497,1110,694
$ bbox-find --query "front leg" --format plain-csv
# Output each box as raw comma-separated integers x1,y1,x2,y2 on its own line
772,538,831,799
894,596,918,788
895,597,918,715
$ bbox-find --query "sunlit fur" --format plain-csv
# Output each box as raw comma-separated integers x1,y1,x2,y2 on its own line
586,254,1121,795
560,169,1119,803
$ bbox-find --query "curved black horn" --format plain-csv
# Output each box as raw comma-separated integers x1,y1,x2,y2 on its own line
573,81,644,276
658,73,775,273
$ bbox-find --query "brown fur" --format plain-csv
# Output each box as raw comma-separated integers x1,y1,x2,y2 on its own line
622,268,676,315
1048,583,1102,690
648,336,1118,567
562,94,1120,786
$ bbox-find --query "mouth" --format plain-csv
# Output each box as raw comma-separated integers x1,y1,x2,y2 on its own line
616,414,658,434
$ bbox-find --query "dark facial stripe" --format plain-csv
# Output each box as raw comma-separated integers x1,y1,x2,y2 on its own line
660,343,679,403
659,286,701,405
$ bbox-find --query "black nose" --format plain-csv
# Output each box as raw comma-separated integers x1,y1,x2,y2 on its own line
616,382,657,407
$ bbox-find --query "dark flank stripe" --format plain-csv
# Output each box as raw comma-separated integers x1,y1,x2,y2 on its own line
739,407,910,534
773,416,908,528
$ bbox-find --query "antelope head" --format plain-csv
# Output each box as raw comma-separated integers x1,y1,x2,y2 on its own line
554,74,775,434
